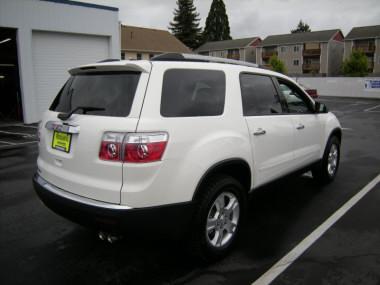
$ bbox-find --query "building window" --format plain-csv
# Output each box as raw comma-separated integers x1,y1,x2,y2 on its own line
136,53,142,60
293,59,299,66
294,46,300,52
281,46,286,52
121,52,125,60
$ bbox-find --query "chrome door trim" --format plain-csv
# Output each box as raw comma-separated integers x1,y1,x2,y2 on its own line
45,121,80,134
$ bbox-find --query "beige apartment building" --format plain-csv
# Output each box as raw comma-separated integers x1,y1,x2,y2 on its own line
120,25,190,60
196,37,262,63
344,25,380,75
256,30,344,76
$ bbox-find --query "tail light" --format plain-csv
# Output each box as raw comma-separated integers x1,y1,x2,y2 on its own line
123,132,168,163
99,132,168,163
99,132,124,161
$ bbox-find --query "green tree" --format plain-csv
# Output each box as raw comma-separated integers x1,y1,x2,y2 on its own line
203,0,232,42
169,0,202,50
269,55,286,74
342,49,368,76
291,20,311,33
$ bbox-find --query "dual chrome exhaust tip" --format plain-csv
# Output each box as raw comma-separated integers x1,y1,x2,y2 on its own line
98,231,121,244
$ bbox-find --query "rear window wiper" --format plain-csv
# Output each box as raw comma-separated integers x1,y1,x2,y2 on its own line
57,106,106,121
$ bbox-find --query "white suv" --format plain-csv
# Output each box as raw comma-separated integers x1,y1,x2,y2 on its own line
34,53,341,261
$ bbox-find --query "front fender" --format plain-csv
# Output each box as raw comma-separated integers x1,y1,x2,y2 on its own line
322,112,342,151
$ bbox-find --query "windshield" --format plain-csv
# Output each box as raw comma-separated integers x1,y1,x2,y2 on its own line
50,71,141,117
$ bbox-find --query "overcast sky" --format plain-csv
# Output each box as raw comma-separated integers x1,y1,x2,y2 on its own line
80,0,380,38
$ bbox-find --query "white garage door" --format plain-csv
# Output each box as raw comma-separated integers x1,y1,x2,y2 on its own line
32,31,110,115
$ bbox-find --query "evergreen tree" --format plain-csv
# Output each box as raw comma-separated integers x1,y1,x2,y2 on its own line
169,0,202,50
203,0,232,42
291,20,311,33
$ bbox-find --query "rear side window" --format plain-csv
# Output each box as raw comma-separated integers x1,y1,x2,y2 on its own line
240,73,282,116
50,72,140,117
160,69,225,117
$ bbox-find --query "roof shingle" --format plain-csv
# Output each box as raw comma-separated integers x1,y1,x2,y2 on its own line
196,37,259,52
345,25,380,40
121,25,191,53
259,29,341,47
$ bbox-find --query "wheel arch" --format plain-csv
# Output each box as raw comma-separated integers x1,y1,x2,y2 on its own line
192,158,252,202
327,127,342,144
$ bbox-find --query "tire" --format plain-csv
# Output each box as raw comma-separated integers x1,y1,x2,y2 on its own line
312,136,340,184
189,175,246,262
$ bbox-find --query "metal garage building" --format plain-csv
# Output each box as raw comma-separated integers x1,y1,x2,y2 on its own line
0,0,120,124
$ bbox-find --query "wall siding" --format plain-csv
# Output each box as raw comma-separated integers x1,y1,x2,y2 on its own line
0,0,119,123
278,45,303,75
343,41,353,61
256,47,263,65
328,41,344,76
244,46,257,63
320,43,328,75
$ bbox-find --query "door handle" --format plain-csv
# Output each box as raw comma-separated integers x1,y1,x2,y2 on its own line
253,128,266,136
296,124,305,130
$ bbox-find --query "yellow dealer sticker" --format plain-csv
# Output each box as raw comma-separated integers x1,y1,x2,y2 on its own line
52,131,72,153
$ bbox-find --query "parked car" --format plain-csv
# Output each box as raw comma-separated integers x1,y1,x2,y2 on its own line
33,53,341,261
299,83,319,98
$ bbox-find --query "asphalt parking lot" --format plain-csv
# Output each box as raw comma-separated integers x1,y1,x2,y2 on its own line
0,123,38,150
1,96,380,285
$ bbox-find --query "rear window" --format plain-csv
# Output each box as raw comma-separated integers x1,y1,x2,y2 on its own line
50,71,140,117
160,69,225,117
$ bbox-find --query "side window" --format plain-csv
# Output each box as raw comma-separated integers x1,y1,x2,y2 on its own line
277,79,312,114
161,69,225,117
240,73,283,116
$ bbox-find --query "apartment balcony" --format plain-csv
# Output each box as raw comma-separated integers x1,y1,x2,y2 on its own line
227,54,240,60
353,45,376,53
302,63,320,72
262,50,278,59
260,64,272,70
303,49,321,56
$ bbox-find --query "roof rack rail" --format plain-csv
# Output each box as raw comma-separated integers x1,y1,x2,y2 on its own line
151,53,259,68
97,59,120,63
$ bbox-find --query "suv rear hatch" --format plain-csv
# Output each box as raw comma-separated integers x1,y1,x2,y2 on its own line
37,61,151,204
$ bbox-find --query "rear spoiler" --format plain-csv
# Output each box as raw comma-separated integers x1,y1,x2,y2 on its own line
69,61,151,75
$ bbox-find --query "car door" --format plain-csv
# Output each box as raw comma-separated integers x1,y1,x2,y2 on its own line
240,73,295,187
275,78,323,168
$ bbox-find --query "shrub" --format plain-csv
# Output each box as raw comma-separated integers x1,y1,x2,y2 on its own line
342,49,368,77
269,55,287,74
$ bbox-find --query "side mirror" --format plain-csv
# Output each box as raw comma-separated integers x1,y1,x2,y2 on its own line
314,101,328,113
